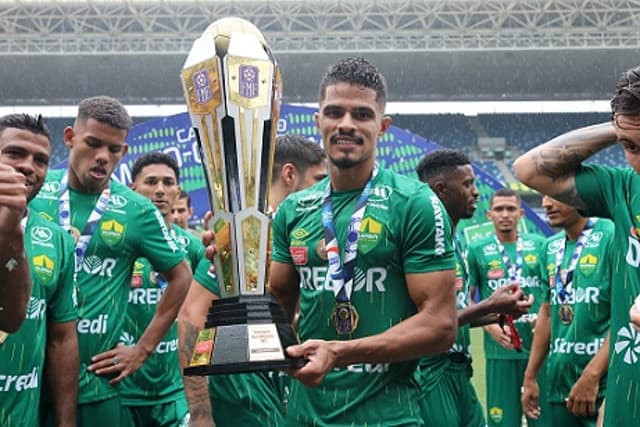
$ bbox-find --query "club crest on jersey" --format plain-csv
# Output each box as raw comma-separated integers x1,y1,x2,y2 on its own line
488,268,504,279
32,254,55,284
524,253,538,267
100,219,125,247
358,217,382,254
578,254,598,276
290,246,308,265
489,407,503,423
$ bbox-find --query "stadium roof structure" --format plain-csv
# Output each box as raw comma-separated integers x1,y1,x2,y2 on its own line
1,0,640,105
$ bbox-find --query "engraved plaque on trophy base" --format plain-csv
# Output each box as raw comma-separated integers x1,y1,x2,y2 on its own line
184,295,305,375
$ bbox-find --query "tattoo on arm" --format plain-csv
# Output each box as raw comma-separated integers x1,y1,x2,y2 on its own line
534,143,600,182
180,320,213,423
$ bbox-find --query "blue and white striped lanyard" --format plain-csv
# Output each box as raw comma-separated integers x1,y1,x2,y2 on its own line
322,166,378,303
495,235,523,283
58,171,111,273
554,218,597,302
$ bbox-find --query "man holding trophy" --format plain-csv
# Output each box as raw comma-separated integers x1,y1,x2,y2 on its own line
269,57,458,425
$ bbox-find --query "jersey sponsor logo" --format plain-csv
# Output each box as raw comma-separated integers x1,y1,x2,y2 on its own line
40,181,60,195
129,287,163,305
296,192,322,211
31,225,53,245
155,338,179,354
550,286,600,305
131,275,143,288
456,290,468,309
488,275,540,291
369,185,393,202
120,331,136,346
291,228,310,242
157,211,180,253
552,337,604,356
614,323,640,365
585,231,604,248
514,313,537,324
548,239,563,253
99,219,125,247
578,254,598,276
483,244,498,256
77,314,108,334
26,297,46,320
359,217,382,254
32,254,55,283
109,194,128,208
0,366,39,393
626,232,640,267
522,240,536,250
488,268,504,279
290,246,308,265
38,211,54,222
342,363,390,374
82,255,116,277
489,407,503,424
298,266,387,293
430,195,446,256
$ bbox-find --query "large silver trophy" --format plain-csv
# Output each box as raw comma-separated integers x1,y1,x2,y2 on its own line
181,17,301,375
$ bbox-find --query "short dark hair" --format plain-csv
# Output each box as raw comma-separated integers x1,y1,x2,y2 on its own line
490,187,520,205
272,134,326,178
318,57,387,109
416,149,471,185
177,189,191,207
0,113,50,140
76,96,133,131
131,152,180,183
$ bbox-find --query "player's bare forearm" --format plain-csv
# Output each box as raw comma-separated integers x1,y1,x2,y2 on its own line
46,321,79,427
137,261,191,356
0,230,31,332
513,122,617,209
269,261,300,323
524,303,551,381
178,318,214,427
582,332,610,381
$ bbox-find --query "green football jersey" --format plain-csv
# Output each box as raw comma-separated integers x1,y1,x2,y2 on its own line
0,212,77,427
416,237,472,392
29,169,186,404
272,168,456,426
467,233,546,360
539,218,613,403
574,165,640,425
119,225,218,405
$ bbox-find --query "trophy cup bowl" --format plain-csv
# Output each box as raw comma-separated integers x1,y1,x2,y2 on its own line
181,17,302,375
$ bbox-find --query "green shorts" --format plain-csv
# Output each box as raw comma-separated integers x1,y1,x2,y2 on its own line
42,395,134,427
486,359,549,427
419,361,485,427
125,395,189,427
545,400,602,427
209,372,284,427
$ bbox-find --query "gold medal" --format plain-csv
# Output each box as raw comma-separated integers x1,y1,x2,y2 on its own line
332,302,360,335
0,330,8,344
559,304,574,325
69,226,81,243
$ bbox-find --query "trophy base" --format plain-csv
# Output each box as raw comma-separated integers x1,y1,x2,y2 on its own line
184,295,305,376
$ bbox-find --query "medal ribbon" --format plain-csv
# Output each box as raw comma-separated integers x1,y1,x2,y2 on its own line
494,235,524,352
322,166,378,303
58,171,111,273
554,218,597,302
